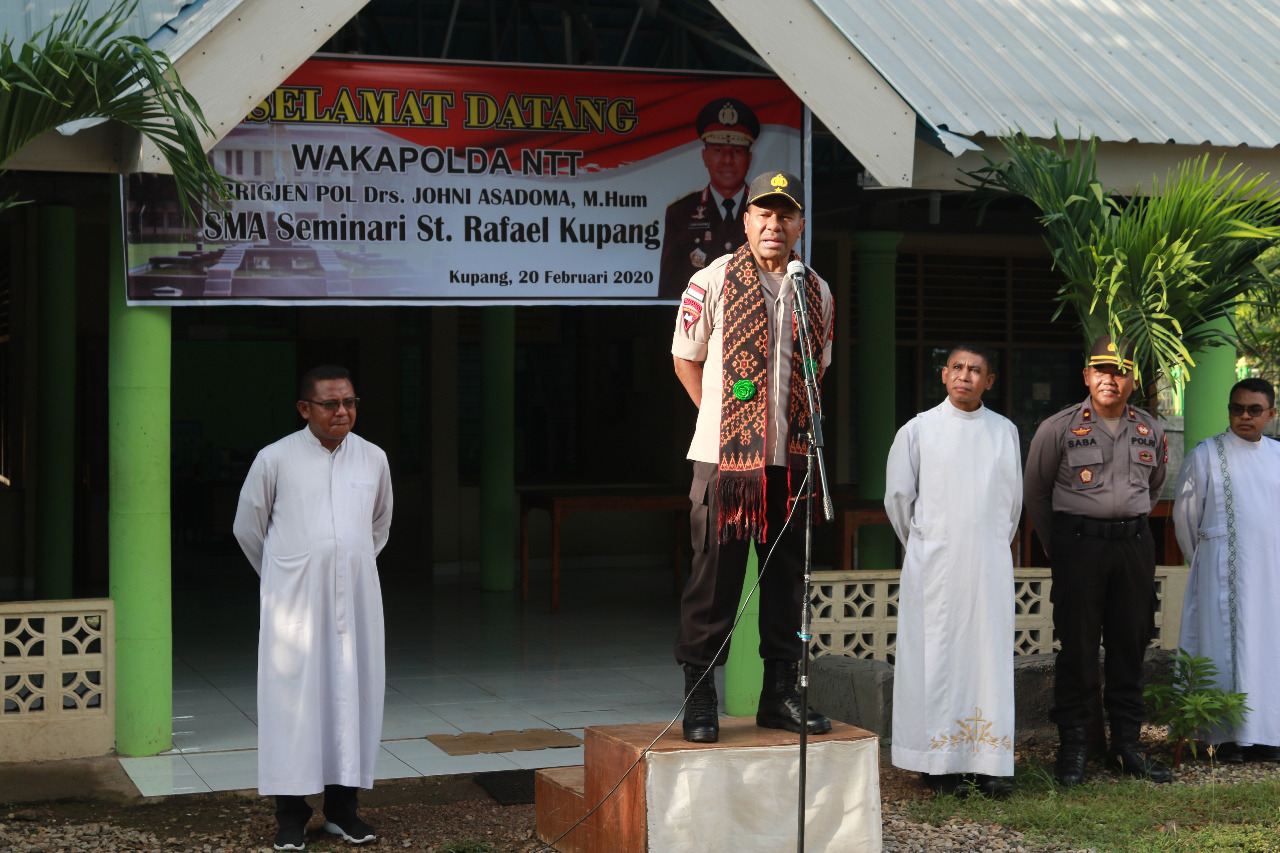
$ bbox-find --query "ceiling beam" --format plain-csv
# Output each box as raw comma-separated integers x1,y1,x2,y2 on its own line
710,0,915,187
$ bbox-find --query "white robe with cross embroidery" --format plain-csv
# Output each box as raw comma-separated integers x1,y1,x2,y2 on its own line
1174,430,1280,747
234,427,393,795
885,401,1021,776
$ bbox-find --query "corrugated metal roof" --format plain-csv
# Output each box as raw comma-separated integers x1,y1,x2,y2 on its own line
0,1,196,44
812,0,1280,149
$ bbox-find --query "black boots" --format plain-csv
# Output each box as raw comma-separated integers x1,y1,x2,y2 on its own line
756,659,831,735
1056,725,1088,787
682,663,720,743
273,795,312,851
682,659,831,742
924,773,1012,798
322,785,377,844
1108,721,1171,783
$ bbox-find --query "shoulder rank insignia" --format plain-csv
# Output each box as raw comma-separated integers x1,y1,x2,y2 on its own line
1079,468,1094,484
1082,408,1092,421
1139,450,1154,463
1127,406,1137,420
1136,422,1150,436
1071,426,1092,436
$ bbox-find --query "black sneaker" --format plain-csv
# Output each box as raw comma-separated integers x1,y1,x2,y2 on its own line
273,822,306,851
324,814,376,844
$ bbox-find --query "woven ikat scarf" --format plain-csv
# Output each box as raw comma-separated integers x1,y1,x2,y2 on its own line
716,243,826,542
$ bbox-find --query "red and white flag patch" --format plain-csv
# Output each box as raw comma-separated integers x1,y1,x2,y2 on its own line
681,283,706,330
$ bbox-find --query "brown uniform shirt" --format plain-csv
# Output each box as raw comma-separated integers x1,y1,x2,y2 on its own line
1024,396,1167,555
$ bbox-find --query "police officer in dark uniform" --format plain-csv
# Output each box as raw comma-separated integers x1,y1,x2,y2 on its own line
657,97,758,298
1024,336,1173,786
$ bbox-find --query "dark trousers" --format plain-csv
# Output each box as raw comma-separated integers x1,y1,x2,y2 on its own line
1049,513,1156,728
674,461,805,667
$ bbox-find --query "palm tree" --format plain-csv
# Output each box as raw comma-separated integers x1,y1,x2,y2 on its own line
966,130,1280,394
0,0,230,219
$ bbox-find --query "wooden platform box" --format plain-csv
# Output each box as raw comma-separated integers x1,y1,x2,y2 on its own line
537,717,881,853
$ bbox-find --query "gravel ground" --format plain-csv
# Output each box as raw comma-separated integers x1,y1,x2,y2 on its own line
2,740,1276,852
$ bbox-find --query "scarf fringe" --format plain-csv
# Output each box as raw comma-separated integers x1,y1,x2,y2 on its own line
716,472,768,542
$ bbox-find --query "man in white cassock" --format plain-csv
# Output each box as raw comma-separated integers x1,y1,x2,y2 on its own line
885,344,1022,798
1174,377,1280,765
234,365,393,851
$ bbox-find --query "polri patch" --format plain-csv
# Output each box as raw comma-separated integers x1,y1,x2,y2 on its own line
1136,423,1150,436
1139,450,1154,463
1079,468,1094,484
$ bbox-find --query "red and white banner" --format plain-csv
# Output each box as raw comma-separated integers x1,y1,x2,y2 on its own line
125,58,804,305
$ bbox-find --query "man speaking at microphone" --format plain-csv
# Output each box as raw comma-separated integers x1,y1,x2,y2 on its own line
671,170,834,743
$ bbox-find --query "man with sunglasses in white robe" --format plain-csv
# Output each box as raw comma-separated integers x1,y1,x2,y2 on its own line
1174,377,1280,765
235,365,393,850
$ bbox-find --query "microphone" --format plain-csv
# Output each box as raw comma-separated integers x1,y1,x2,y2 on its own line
786,259,807,288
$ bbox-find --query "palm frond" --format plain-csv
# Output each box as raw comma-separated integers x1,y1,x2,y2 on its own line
0,0,231,221
966,131,1280,395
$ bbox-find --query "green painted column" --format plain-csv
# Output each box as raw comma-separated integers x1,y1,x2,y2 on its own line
1183,328,1238,453
107,180,173,756
854,231,903,571
723,547,764,716
34,206,76,600
479,307,515,591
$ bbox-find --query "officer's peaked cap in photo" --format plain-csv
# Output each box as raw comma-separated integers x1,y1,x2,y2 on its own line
697,97,759,147
1087,335,1135,373
746,171,804,211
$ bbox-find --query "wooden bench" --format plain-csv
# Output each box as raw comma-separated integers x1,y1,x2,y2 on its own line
519,486,689,613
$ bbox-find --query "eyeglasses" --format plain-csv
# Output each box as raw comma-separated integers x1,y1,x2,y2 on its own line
1228,403,1271,418
305,397,359,412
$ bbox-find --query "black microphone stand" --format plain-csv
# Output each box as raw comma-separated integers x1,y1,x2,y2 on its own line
788,262,833,853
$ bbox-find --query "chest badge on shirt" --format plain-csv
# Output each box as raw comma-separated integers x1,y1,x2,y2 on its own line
1071,426,1092,436
1136,422,1150,436
1139,450,1154,463
1079,468,1095,484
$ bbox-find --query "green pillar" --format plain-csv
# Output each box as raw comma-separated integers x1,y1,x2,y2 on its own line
479,307,515,591
35,206,77,600
723,548,764,716
108,180,172,756
1183,331,1238,451
854,231,903,571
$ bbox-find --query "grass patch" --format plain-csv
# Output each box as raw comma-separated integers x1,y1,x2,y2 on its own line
900,758,1280,852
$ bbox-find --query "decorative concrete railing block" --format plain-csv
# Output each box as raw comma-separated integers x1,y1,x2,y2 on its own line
0,599,114,761
809,566,1190,663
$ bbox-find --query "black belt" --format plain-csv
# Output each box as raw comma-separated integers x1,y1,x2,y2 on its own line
1060,513,1146,540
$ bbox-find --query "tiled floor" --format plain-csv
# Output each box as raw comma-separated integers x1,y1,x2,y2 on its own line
121,551,713,797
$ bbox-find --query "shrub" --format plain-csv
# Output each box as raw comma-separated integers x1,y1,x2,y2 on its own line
1144,650,1250,766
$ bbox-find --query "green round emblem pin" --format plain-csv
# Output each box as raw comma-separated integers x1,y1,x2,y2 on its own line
732,379,756,401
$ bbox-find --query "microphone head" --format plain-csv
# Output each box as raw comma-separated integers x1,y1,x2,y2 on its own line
786,259,807,278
